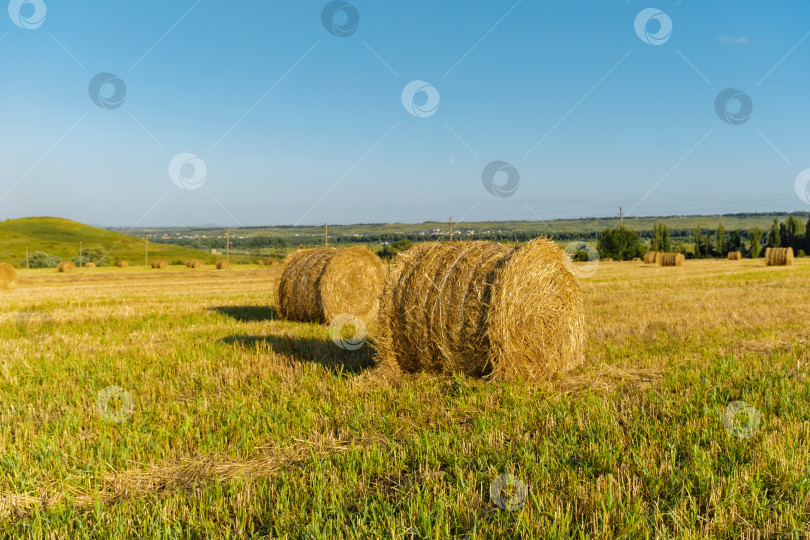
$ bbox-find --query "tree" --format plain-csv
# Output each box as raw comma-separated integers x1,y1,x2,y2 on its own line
693,226,704,258
377,238,413,260
767,218,780,248
24,251,61,268
783,216,806,250
804,218,810,253
750,226,763,258
716,223,725,256
597,227,642,260
726,230,742,253
652,224,670,252
72,246,110,267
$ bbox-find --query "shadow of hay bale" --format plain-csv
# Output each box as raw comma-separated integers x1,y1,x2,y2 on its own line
221,334,375,374
211,305,278,322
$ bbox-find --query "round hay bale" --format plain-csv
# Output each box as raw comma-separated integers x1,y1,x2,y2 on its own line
189,260,205,269
215,260,232,270
766,247,793,266
643,251,658,264
728,251,742,261
0,262,19,290
602,257,614,262
659,253,685,267
151,260,168,269
632,257,641,262
57,261,75,273
375,239,585,381
276,246,386,324
258,258,279,266
116,261,129,268
84,262,96,269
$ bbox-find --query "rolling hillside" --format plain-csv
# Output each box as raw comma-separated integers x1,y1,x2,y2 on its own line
0,217,217,268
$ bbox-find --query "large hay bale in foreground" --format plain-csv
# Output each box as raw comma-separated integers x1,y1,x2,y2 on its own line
0,263,18,290
84,262,96,269
117,261,129,268
728,251,742,261
659,253,685,267
276,246,386,324
57,261,75,273
375,239,585,381
151,260,168,269
766,247,793,266
215,260,232,270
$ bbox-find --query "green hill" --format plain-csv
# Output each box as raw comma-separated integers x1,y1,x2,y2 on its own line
0,217,217,268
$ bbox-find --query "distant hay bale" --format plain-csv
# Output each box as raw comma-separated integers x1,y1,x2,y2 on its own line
602,258,614,262
258,259,279,266
151,260,168,269
84,262,96,269
659,253,685,267
765,247,793,266
632,257,641,262
0,262,19,290
728,251,742,261
375,238,585,382
276,246,386,324
186,259,205,269
215,260,232,269
117,261,129,268
57,261,75,273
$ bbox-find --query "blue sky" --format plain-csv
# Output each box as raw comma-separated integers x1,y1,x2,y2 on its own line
0,0,808,227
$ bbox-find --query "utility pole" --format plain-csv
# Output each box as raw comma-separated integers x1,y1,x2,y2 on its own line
145,235,149,267
79,241,83,265
619,207,623,229
226,228,230,260
324,224,328,247
25,246,29,270
449,217,453,242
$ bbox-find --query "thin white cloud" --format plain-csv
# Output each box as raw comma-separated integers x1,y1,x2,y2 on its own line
719,35,749,44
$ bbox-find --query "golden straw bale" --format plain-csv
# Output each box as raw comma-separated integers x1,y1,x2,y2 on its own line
84,262,96,269
276,246,386,324
659,253,685,267
189,260,205,269
765,247,793,266
215,260,232,269
728,251,742,261
632,257,641,262
374,239,585,382
150,260,168,269
0,263,18,290
643,251,658,264
57,261,75,273
116,261,129,268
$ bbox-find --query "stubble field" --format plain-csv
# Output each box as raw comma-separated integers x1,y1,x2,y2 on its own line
1,259,809,538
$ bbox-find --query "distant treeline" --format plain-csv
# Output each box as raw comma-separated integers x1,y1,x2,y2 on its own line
596,216,810,261
161,228,717,252
157,215,810,262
